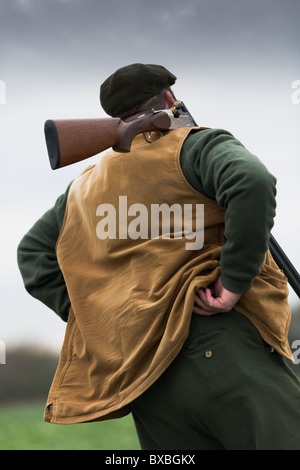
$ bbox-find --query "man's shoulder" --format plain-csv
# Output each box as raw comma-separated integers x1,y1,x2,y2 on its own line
181,127,236,157
186,127,234,141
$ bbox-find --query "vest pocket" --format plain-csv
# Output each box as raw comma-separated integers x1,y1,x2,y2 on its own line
259,264,287,287
181,327,227,355
259,250,288,287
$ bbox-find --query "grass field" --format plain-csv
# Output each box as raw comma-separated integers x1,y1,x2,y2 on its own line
0,402,141,450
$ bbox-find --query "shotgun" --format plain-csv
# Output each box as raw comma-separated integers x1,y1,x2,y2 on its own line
44,101,197,170
44,102,300,298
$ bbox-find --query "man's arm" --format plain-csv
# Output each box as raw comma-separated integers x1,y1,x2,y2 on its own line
17,184,72,321
180,128,277,313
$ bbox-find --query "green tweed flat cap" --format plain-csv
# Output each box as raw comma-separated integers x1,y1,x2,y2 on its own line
100,63,177,117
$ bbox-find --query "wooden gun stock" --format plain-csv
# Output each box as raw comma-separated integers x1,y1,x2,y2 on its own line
44,112,172,170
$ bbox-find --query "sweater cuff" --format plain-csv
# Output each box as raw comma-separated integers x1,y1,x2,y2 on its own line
221,272,253,294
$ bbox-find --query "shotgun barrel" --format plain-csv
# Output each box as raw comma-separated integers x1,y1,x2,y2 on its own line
268,234,300,298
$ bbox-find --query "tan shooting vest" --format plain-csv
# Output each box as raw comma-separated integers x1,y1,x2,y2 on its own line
44,128,292,424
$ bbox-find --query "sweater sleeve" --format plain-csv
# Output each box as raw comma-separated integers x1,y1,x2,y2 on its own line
180,128,277,293
17,184,72,321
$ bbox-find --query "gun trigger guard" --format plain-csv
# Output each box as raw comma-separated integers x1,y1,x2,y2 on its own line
143,132,152,143
143,131,164,144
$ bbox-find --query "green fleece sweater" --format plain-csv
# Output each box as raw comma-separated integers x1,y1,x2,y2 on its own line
17,128,277,322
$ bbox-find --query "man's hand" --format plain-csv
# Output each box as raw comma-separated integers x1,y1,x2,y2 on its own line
193,276,242,316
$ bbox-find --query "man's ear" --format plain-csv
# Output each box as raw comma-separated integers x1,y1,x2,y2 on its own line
165,90,175,108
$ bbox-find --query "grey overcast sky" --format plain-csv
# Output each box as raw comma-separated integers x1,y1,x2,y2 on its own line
0,0,299,351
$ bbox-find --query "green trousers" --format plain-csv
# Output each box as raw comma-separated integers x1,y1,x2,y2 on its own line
130,310,300,450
